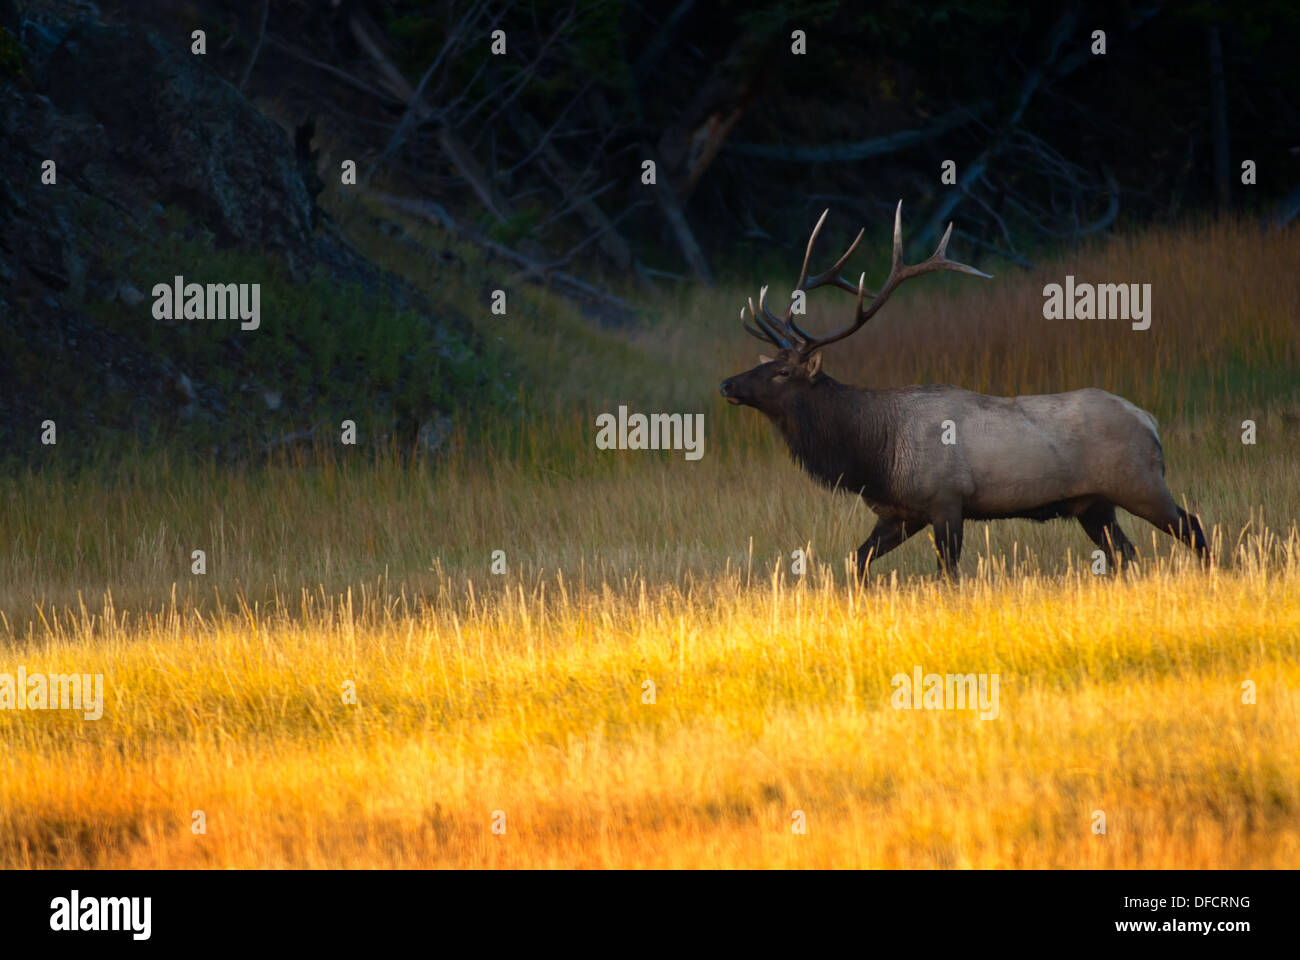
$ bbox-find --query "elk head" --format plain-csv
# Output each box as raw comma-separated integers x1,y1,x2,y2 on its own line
719,203,991,414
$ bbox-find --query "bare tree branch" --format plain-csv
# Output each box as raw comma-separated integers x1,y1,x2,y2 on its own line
725,101,994,163
642,142,713,285
634,0,697,80
504,81,594,176
265,36,403,105
238,0,269,92
372,192,639,314
529,179,618,235
951,228,1036,269
508,105,634,268
908,8,1146,256
548,200,652,268
358,2,492,178
472,5,577,134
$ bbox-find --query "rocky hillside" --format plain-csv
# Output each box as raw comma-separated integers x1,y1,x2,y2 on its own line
0,0,489,464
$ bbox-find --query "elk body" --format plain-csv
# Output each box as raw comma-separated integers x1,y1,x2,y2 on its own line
719,205,1209,577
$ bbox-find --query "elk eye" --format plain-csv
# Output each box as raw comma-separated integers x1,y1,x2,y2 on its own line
773,369,791,382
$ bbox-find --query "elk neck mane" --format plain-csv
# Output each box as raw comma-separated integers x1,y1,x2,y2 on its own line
765,374,895,501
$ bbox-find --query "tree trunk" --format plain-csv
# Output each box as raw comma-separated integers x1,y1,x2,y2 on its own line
642,142,713,285
654,31,763,202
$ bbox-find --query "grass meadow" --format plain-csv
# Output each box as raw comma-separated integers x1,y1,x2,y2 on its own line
2,216,1298,867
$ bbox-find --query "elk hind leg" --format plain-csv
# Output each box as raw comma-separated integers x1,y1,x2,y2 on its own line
1175,506,1210,566
1117,486,1210,567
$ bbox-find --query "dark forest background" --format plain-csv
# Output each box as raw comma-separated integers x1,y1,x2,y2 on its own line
239,0,1298,274
1,0,1297,460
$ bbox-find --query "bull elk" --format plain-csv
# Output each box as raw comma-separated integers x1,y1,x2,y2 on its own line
719,204,1209,578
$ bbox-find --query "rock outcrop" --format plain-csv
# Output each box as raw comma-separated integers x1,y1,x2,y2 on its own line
0,1,485,462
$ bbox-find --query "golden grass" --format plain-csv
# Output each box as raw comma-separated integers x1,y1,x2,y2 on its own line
1,559,1297,868
1,215,1297,868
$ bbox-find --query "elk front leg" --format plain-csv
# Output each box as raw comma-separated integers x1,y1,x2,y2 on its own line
856,516,921,580
931,511,964,579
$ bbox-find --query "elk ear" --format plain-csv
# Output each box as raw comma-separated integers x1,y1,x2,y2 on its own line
804,352,822,376
758,354,774,364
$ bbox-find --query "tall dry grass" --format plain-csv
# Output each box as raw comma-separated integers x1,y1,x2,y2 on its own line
1,215,1296,868
1,557,1297,868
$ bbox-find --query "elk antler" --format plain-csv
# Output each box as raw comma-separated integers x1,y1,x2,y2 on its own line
742,203,992,358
